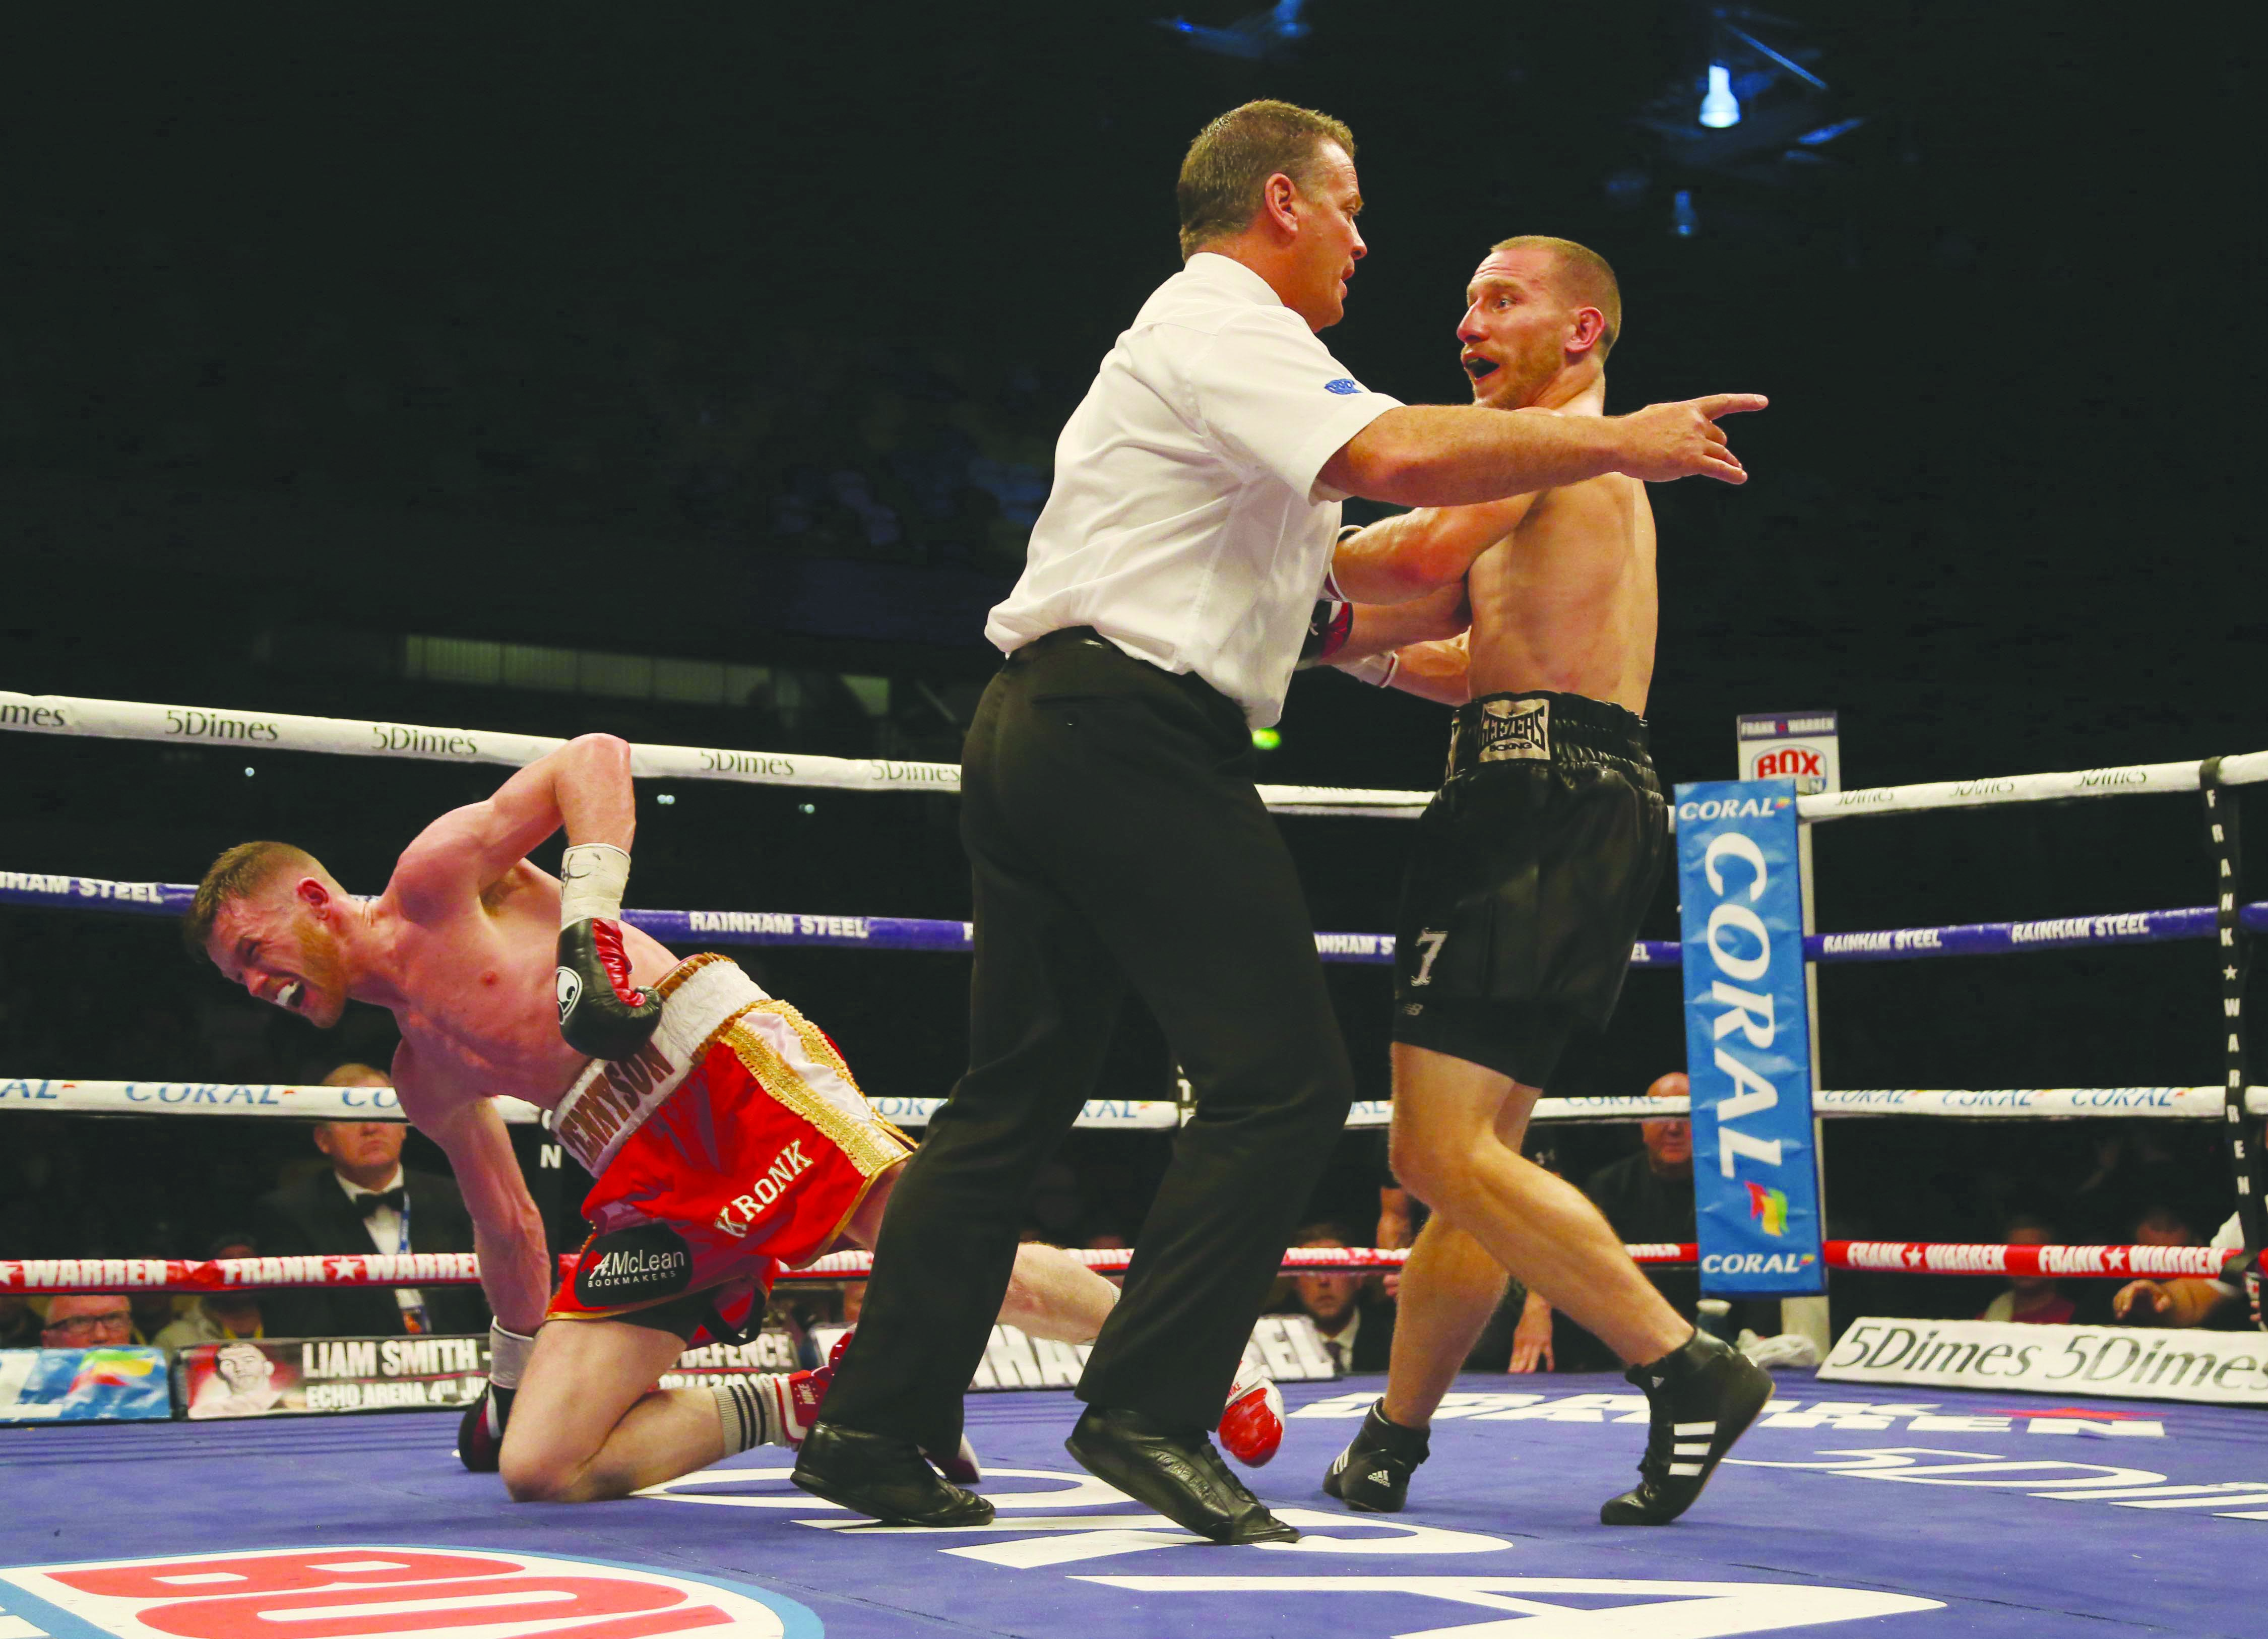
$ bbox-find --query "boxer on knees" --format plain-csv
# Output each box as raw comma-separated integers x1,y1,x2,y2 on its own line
184,738,1276,1506
1316,237,1771,1526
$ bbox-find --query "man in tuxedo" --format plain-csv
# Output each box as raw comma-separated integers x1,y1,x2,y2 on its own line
1288,1225,1396,1373
256,1063,489,1339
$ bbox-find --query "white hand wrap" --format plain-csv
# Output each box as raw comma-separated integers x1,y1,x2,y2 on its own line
1343,652,1400,688
487,1321,536,1390
558,843,632,928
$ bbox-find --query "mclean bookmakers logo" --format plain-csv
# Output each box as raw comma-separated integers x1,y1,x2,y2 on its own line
0,1547,820,1639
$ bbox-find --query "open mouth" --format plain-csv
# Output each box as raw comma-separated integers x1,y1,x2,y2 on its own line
276,981,304,1013
1462,356,1499,381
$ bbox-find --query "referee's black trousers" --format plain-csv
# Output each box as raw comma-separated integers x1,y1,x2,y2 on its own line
821,629,1358,1447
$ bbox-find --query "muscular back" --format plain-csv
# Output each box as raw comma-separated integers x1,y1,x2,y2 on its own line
1465,471,1655,714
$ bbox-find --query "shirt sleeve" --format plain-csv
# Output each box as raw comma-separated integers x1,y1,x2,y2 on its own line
1176,308,1401,501
2210,1212,2243,1295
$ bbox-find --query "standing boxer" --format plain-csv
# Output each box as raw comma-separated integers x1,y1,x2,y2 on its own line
1318,237,1774,1526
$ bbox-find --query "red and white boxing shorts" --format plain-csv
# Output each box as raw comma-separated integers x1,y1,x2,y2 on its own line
544,953,912,1340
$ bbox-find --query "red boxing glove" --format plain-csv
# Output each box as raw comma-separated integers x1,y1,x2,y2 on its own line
556,917,664,1060
456,1382,516,1472
457,1323,534,1473
1218,1359,1284,1467
556,842,664,1060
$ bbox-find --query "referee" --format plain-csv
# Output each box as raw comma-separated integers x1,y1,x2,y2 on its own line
797,100,1762,1542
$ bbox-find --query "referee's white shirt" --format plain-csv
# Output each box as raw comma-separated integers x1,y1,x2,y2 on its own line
985,252,1401,728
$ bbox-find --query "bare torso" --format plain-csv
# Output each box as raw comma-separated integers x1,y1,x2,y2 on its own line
1464,470,1656,714
379,860,680,1116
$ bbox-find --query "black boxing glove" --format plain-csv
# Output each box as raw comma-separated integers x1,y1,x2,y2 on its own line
457,1322,534,1472
1296,598,1354,669
555,843,664,1060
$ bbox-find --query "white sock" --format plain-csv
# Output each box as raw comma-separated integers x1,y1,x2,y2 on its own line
711,1374,811,1453
712,1377,780,1454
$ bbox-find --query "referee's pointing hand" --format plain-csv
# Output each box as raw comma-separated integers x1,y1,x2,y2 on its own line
1613,393,1770,484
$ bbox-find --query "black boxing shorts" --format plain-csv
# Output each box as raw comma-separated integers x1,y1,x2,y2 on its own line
1391,690,1668,1089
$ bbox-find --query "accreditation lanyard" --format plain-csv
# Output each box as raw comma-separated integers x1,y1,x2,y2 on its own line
365,1190,431,1336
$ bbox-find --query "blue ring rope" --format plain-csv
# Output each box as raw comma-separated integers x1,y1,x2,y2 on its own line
3,871,2264,968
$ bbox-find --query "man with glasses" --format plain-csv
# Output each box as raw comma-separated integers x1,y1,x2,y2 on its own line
39,1295,133,1349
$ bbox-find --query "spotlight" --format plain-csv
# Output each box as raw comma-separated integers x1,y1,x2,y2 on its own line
1671,190,1699,237
1699,64,1740,129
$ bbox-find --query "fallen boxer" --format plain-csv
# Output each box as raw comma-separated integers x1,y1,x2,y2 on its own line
185,733,1281,1502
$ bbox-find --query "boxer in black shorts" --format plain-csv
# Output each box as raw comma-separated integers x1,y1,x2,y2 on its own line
1394,690,1666,1088
1305,236,1771,1528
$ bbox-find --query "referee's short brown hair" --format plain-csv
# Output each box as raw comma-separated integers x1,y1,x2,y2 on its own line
1177,100,1356,261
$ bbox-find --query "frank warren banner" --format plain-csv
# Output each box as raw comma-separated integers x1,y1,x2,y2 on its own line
1674,779,1825,1296
1822,1317,2268,1406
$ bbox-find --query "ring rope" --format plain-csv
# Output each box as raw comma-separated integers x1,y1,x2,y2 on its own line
8,1080,2266,1126
0,691,1426,816
8,870,2266,972
0,1240,2233,1295
6,689,2264,821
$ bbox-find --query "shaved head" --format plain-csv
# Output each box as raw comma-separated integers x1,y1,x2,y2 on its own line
1490,235,1621,358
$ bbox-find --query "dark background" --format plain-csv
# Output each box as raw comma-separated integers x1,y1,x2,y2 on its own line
2,3,2257,1321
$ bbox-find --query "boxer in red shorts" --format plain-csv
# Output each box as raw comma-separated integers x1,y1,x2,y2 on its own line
185,734,1279,1504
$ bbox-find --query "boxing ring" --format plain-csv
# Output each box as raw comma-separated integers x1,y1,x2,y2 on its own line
3,690,2264,1638
3,1373,2262,1636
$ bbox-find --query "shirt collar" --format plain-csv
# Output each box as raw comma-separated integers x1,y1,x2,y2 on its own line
1182,250,1287,310
336,1167,406,1201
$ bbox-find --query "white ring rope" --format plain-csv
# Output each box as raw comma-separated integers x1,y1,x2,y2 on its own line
6,689,2264,822
7,1080,2264,1126
0,691,1427,815
1794,751,2268,823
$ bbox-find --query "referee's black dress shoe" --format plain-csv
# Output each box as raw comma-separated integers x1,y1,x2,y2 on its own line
791,1423,994,1527
1066,1406,1298,1544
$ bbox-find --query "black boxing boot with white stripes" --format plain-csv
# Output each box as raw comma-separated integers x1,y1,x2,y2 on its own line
1600,1329,1773,1526
1321,1401,1430,1513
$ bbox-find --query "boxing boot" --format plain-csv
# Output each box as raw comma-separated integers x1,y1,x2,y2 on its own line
1600,1329,1773,1526
1321,1400,1429,1512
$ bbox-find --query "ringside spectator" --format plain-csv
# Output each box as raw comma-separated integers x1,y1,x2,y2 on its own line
2131,1204,2200,1249
129,1290,180,1346
154,1233,268,1347
2,1294,44,1351
40,1294,132,1349
1287,1224,1395,1373
1979,1215,2075,1324
253,1064,488,1339
1522,1074,1760,1370
2114,1196,2257,1330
